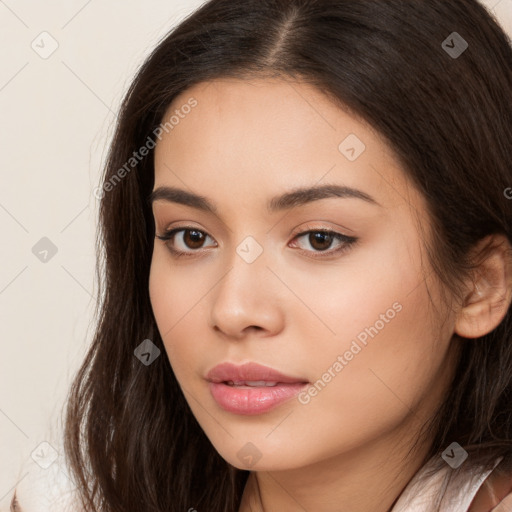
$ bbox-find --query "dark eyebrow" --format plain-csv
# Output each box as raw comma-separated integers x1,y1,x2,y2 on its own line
148,183,381,213
149,186,218,214
267,183,381,211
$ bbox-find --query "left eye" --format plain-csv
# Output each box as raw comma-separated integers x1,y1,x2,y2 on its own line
290,230,357,255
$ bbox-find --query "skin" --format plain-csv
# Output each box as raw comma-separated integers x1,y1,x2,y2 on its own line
148,77,512,512
468,467,512,511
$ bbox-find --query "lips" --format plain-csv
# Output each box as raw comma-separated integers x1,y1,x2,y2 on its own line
206,362,309,415
206,362,308,385
225,380,279,387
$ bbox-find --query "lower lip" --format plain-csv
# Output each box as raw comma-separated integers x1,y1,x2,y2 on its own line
208,381,308,415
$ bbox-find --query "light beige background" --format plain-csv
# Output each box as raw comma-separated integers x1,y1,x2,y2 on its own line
0,0,511,509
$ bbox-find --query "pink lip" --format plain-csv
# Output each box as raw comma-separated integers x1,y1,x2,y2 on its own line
206,362,309,415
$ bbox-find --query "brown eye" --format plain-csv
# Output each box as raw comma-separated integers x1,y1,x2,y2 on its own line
308,232,334,251
183,229,206,249
155,227,217,257
289,228,358,258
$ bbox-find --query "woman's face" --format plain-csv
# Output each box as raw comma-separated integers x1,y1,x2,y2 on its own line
149,77,459,471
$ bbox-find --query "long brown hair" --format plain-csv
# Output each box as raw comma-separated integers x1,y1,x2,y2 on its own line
63,1,512,510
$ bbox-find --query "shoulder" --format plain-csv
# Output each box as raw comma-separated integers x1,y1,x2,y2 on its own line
391,455,512,512
9,455,79,512
467,464,512,512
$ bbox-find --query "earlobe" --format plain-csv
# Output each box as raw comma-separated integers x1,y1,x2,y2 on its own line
454,234,512,340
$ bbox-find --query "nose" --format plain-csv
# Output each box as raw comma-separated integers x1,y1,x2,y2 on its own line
209,243,286,340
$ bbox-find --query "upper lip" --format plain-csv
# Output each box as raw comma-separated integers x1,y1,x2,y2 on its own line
206,362,309,384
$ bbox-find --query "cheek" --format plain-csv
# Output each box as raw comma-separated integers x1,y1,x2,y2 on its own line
148,252,215,375
149,255,187,354
302,270,446,431
148,251,208,333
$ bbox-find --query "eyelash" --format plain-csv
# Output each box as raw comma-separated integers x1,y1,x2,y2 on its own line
155,225,358,260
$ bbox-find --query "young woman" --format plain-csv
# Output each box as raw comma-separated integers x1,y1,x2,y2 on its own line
11,0,512,510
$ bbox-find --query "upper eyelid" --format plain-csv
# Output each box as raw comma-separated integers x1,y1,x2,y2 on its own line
160,225,347,237
159,227,217,246
291,223,346,235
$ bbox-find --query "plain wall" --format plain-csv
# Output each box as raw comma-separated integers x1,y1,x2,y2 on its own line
0,0,511,509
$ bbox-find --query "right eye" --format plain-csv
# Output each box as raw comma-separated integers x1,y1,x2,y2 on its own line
155,227,218,257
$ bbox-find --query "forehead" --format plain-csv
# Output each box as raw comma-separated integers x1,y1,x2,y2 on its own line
153,77,424,217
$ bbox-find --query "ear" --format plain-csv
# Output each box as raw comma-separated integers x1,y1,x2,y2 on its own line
455,234,512,339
